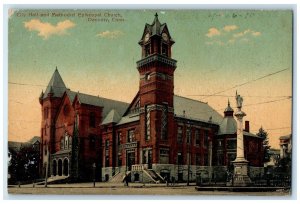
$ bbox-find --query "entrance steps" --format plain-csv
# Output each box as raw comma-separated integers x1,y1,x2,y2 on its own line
109,172,126,183
36,175,69,185
143,169,165,183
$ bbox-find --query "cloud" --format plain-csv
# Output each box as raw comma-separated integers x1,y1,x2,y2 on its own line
96,30,124,39
206,25,238,38
252,31,261,37
205,26,261,46
223,25,238,32
233,29,261,38
233,29,250,38
24,19,75,39
206,27,221,38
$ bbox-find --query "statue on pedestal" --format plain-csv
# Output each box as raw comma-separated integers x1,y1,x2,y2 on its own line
236,90,243,109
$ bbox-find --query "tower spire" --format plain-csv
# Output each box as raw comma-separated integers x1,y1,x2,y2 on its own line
224,99,233,117
153,12,159,23
152,12,161,34
43,68,67,99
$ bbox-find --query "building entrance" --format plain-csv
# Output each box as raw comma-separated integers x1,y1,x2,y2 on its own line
126,151,135,171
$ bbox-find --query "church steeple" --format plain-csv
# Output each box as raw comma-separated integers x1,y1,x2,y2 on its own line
137,14,177,108
43,68,67,99
138,13,175,58
151,13,161,35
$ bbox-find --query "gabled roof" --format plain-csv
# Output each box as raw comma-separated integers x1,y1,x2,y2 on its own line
73,91,129,119
102,109,122,125
123,92,140,116
43,68,67,99
117,114,140,126
66,90,76,102
8,137,41,152
174,95,223,124
28,136,41,144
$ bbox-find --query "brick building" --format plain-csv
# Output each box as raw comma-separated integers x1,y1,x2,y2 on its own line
39,14,264,182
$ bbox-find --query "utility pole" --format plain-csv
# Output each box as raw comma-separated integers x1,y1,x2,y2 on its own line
44,145,49,187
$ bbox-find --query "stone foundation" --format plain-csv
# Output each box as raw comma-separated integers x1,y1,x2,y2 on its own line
102,165,263,183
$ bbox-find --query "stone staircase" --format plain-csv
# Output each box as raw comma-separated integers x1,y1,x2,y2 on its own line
109,172,126,183
144,169,164,183
35,175,69,185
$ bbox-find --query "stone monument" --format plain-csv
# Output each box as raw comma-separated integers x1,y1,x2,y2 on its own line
231,91,252,186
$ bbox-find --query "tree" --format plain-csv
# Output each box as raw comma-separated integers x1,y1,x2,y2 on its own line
257,126,270,163
8,145,40,184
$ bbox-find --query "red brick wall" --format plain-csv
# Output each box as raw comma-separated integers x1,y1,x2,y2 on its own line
54,95,75,152
40,96,62,158
102,122,140,167
74,102,102,164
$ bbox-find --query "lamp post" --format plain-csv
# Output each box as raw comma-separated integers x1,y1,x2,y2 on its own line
44,145,49,188
92,162,96,187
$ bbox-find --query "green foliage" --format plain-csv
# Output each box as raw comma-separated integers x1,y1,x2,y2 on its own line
257,126,271,162
8,145,40,184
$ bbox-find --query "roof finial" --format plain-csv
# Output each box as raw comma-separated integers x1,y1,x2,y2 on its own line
55,66,58,71
155,12,158,18
228,98,230,106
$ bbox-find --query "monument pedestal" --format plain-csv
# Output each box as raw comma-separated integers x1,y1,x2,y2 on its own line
231,159,252,186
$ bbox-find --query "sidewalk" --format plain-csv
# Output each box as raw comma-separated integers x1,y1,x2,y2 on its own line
9,182,197,188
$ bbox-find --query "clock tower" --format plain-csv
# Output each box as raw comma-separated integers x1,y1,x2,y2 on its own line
137,13,177,164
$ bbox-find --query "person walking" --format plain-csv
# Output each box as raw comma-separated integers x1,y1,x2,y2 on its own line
171,176,175,186
124,173,129,187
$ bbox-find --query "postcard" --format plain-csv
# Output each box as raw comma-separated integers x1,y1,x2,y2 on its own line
7,8,292,196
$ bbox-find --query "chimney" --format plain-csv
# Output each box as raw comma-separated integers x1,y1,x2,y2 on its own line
245,121,250,132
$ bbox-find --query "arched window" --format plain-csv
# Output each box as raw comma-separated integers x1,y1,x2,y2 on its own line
64,135,68,149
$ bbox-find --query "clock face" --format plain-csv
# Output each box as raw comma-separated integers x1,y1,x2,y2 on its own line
162,33,168,41
144,33,150,42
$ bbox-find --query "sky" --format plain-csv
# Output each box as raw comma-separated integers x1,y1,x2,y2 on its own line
7,9,292,149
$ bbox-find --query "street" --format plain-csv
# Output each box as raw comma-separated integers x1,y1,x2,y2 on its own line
6,182,290,197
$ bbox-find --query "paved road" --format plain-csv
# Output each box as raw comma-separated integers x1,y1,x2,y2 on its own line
7,183,290,197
